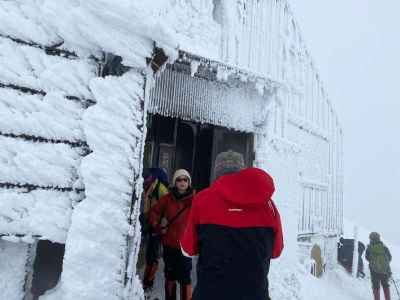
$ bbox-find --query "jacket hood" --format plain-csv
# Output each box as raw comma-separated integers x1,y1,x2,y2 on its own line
212,167,275,208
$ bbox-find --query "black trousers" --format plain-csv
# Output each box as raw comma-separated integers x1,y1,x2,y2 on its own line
163,246,192,284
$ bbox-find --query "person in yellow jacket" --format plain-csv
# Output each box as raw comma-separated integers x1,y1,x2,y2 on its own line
141,168,169,291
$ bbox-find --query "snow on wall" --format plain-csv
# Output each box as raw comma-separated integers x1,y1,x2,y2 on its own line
254,91,340,298
212,0,344,241
254,125,305,299
0,240,29,300
0,190,72,243
214,0,285,79
0,37,95,99
0,136,81,188
0,89,85,142
0,0,97,247
46,71,147,300
0,2,61,46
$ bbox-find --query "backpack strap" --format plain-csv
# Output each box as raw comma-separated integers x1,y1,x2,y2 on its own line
161,203,191,230
154,180,161,200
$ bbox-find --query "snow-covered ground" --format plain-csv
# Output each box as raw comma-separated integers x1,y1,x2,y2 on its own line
295,219,400,300
138,210,397,300
270,217,400,300
293,218,400,300
344,219,400,276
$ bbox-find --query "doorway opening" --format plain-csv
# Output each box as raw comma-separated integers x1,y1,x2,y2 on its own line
143,114,254,190
137,114,254,297
29,241,65,300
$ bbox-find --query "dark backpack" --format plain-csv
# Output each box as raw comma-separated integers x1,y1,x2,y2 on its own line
368,243,391,275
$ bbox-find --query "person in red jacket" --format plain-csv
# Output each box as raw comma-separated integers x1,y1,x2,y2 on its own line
148,169,195,300
181,150,284,300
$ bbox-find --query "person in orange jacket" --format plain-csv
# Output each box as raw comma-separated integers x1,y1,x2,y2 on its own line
181,150,284,300
148,169,195,300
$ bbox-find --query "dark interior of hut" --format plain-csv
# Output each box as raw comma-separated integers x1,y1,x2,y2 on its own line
143,114,254,191
29,241,65,299
136,114,255,290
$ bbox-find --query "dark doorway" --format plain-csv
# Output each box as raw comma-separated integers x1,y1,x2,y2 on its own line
337,238,365,278
175,122,195,174
192,124,214,191
30,241,65,299
138,114,255,297
144,114,254,190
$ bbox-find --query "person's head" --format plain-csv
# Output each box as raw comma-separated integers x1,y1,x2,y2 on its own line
369,232,381,243
214,150,245,180
172,169,192,193
143,167,168,191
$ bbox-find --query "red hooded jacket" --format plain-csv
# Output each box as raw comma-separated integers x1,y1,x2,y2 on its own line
181,168,283,300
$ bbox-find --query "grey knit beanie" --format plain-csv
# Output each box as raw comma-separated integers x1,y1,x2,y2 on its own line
214,150,245,179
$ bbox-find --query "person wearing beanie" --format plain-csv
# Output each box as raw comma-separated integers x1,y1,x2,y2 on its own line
366,232,392,300
141,168,169,292
181,150,283,300
213,150,245,179
148,169,195,300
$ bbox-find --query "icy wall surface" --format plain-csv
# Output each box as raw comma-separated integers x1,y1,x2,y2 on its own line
0,190,72,243
44,71,147,300
0,34,96,243
0,241,29,300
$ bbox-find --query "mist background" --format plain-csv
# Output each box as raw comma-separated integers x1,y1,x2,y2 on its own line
290,0,400,245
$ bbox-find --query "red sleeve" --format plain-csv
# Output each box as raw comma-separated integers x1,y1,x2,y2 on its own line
148,194,167,230
180,197,199,257
269,199,284,259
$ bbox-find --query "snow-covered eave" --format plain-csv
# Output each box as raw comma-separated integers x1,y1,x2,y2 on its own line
298,231,340,239
175,49,286,95
144,44,286,94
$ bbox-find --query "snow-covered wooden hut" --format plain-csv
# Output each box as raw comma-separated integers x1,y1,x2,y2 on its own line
0,1,343,299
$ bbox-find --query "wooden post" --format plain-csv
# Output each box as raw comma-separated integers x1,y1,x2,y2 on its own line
352,225,359,278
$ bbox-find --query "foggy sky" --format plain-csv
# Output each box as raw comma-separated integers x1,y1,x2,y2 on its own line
290,0,400,245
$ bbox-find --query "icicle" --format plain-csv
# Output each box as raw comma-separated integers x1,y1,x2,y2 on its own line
206,78,212,124
201,75,207,124
179,70,186,119
190,76,196,122
155,72,162,115
171,70,177,118
185,71,191,119
190,60,200,77
155,70,162,116
171,70,179,118
148,66,270,132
